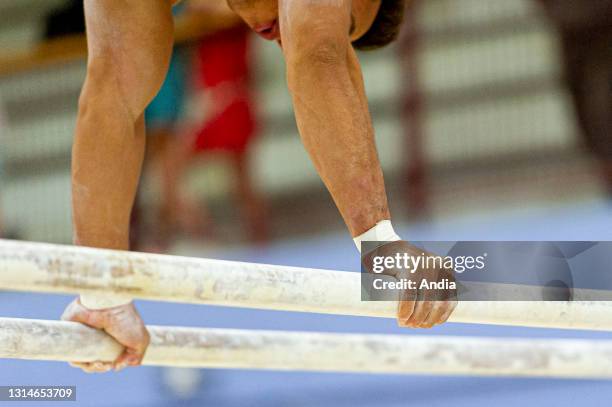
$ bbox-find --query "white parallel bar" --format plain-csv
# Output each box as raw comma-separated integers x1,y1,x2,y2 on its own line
1,317,612,378
1,239,612,331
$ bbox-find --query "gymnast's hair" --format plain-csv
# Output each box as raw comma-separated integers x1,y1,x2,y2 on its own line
353,0,406,50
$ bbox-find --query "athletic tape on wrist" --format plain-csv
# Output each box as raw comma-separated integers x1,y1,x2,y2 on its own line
79,294,132,310
353,220,401,253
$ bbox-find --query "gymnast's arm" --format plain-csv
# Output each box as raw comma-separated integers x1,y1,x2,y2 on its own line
280,0,390,239
64,0,176,373
279,0,456,328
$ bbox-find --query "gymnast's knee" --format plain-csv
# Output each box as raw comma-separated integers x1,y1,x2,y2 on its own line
78,52,170,123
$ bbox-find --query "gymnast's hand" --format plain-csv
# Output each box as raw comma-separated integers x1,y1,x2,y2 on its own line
61,298,150,373
362,241,458,328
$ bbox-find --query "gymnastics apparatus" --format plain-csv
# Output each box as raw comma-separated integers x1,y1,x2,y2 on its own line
1,239,612,379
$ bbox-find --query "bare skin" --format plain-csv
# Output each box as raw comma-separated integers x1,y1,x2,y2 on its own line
362,241,458,328
162,140,270,244
66,0,456,372
69,0,173,372
61,299,149,372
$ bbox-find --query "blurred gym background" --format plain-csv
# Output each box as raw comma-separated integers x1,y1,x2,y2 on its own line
1,1,611,406
1,0,610,247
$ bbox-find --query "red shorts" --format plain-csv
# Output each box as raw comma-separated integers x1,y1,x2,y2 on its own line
192,26,257,154
192,97,255,153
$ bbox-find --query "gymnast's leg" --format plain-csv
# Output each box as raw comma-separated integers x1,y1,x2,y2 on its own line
65,0,175,372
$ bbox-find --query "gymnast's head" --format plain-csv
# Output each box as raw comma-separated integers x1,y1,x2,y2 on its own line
226,0,406,50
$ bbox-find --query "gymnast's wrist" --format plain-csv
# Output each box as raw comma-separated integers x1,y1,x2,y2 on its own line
353,220,401,253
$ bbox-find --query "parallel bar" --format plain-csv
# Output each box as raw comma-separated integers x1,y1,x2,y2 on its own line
1,239,612,331
1,317,612,378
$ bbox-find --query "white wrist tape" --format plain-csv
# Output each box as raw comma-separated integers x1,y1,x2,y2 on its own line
353,220,401,253
79,294,132,310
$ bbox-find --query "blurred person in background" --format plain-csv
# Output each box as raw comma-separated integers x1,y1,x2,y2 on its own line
161,2,268,245
130,5,189,252
537,0,612,194
132,1,267,250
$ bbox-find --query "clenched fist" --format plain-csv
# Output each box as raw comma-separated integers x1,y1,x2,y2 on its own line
61,298,150,373
362,240,458,328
